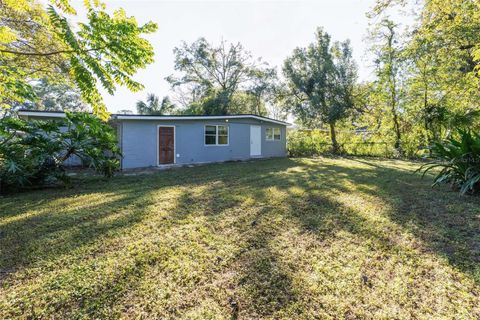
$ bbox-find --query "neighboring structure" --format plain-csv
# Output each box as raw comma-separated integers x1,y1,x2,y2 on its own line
18,111,289,170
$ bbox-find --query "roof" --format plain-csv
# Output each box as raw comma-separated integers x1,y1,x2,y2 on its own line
17,110,290,126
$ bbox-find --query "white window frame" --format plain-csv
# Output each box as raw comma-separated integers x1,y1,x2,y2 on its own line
204,124,229,146
266,127,281,141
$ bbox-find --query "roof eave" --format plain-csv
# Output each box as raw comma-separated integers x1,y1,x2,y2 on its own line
16,111,291,126
113,114,290,126
18,111,66,118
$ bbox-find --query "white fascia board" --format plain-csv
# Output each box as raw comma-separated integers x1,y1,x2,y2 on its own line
16,111,291,126
17,111,66,118
114,115,290,126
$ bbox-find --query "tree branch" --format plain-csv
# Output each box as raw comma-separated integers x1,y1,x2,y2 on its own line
0,47,104,56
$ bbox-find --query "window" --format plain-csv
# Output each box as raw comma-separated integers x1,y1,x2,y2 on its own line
205,125,229,145
266,127,281,141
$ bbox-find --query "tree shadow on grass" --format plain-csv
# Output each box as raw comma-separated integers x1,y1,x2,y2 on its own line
0,159,300,271
1,157,479,318
295,158,480,283
187,157,479,316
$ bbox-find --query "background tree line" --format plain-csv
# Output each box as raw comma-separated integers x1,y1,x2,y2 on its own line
134,0,479,161
1,0,479,192
286,0,480,158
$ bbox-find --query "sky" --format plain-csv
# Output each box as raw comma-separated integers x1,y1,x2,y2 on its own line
90,0,379,113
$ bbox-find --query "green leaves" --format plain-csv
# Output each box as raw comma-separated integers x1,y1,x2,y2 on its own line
283,28,357,152
417,130,480,194
167,38,272,115
1,0,157,119
136,94,176,115
0,112,121,192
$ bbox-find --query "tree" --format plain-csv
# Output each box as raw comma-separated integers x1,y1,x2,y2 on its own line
0,0,157,119
369,19,405,155
246,67,278,116
19,79,88,112
117,109,133,115
369,0,480,156
167,38,271,115
136,94,176,115
283,28,357,152
265,83,290,121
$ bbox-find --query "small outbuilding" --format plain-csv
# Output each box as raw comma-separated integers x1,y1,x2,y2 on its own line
18,111,289,170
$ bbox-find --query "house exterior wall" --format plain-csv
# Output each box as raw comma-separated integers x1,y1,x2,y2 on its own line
120,118,287,169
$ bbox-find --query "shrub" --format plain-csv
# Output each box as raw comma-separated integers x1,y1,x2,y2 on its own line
287,129,393,157
0,112,121,192
287,130,331,157
417,130,480,194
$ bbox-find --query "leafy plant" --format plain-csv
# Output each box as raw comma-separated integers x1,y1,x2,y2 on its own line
1,0,157,118
167,38,273,115
136,94,176,115
417,130,480,194
283,28,357,153
0,112,121,192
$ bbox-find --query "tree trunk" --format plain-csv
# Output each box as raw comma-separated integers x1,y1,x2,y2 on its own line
423,84,433,156
390,82,402,155
392,108,402,154
329,122,339,154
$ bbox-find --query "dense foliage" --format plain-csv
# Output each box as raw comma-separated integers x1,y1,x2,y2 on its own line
0,112,121,192
418,130,480,195
284,0,479,167
136,93,176,115
283,28,358,153
287,129,394,158
0,0,157,119
357,0,480,156
167,38,275,116
13,79,89,113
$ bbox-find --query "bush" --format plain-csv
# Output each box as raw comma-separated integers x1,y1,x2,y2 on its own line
287,129,394,157
287,130,331,157
417,130,480,194
0,112,121,192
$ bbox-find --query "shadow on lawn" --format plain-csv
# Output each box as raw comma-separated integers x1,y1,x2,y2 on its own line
291,159,480,282
161,157,480,316
1,157,479,317
0,159,303,273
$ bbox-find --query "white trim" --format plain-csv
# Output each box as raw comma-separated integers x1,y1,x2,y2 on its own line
17,111,291,126
115,114,290,126
18,111,66,118
157,125,176,166
204,124,229,146
266,127,281,141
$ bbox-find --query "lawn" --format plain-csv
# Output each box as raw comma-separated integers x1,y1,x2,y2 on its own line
1,157,479,319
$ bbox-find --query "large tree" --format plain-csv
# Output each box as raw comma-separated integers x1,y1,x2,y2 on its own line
369,19,406,155
18,79,88,112
166,38,272,115
0,0,157,119
368,0,480,155
283,28,357,152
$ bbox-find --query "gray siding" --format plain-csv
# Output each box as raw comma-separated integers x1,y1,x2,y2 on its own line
120,118,286,169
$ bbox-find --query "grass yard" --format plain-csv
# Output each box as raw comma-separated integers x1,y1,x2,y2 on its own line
1,157,479,319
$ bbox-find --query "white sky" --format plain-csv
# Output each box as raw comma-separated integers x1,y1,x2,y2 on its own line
92,0,379,113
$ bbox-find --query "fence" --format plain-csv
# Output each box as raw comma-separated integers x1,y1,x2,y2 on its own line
287,129,398,158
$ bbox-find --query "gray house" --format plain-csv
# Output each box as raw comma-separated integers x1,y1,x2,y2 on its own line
18,111,289,170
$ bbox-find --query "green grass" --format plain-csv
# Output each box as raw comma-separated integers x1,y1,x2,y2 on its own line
1,157,479,319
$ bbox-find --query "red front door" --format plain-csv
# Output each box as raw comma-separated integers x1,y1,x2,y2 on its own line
158,126,174,164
